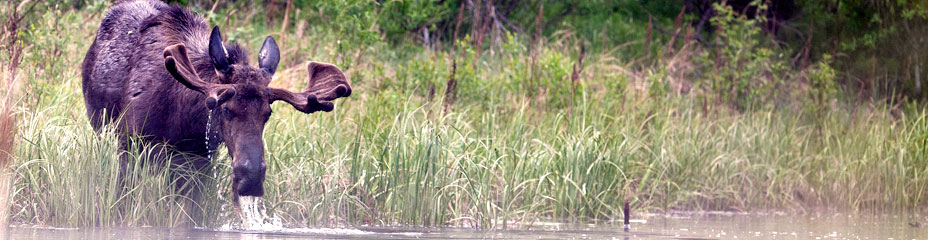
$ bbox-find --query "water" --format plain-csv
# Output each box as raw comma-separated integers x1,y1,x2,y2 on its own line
8,212,927,239
205,109,214,163
236,196,281,230
205,109,229,208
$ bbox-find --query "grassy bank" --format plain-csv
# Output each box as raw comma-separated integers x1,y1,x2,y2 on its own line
4,2,928,228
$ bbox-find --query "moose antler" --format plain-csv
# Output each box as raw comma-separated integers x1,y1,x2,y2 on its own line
270,62,352,113
163,43,236,109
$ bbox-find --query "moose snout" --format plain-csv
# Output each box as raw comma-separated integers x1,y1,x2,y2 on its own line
233,159,266,196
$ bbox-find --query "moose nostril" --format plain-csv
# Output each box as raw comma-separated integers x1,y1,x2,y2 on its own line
234,162,266,179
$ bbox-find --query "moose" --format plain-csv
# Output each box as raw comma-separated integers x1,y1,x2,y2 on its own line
81,0,351,198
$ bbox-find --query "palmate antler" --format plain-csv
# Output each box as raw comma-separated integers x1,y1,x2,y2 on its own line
270,62,352,113
163,43,236,109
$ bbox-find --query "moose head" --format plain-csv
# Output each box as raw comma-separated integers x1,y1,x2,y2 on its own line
163,26,351,197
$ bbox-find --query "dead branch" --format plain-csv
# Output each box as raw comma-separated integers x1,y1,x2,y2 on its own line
444,58,458,113
567,44,585,129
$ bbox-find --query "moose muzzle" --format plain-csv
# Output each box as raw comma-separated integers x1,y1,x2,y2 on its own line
232,147,267,196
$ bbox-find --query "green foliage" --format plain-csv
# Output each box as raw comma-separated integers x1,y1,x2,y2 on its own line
308,0,380,64
695,0,788,110
555,0,680,56
804,54,838,113
796,0,928,100
378,0,454,44
21,8,74,103
534,48,572,107
390,50,449,97
647,67,668,99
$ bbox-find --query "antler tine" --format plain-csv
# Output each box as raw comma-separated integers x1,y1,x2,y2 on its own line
165,44,207,92
268,88,334,113
269,61,351,114
302,62,351,101
164,43,236,109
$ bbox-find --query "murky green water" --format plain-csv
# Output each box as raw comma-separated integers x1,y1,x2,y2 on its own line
8,212,927,239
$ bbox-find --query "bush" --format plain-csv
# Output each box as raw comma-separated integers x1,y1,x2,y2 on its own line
693,0,788,110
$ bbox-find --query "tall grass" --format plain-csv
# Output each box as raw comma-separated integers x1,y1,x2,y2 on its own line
4,2,928,229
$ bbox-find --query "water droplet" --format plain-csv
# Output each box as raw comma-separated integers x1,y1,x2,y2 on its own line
206,109,213,158
206,110,225,204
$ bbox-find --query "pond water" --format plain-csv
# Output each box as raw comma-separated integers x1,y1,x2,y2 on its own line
8,212,927,239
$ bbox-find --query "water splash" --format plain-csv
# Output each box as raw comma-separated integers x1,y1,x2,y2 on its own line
237,196,282,230
219,196,413,236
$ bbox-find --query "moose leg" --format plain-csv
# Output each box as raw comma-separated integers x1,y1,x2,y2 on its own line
114,137,131,199
167,147,216,226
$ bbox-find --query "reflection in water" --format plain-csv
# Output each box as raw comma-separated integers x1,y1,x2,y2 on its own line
8,212,928,239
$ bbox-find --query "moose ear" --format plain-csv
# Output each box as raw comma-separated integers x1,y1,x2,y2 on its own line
258,36,280,75
208,26,231,75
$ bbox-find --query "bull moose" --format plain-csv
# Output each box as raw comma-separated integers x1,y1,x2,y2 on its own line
81,0,351,198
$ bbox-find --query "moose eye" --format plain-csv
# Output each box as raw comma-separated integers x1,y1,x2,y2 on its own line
223,107,236,120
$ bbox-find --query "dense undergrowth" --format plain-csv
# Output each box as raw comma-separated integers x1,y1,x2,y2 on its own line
1,0,927,228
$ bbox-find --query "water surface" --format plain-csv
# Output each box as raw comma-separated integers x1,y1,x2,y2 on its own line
9,212,926,239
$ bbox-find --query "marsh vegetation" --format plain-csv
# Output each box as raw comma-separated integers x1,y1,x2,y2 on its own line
1,0,927,229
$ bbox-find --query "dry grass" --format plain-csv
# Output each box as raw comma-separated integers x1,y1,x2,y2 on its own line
1,0,29,233
0,102,15,232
